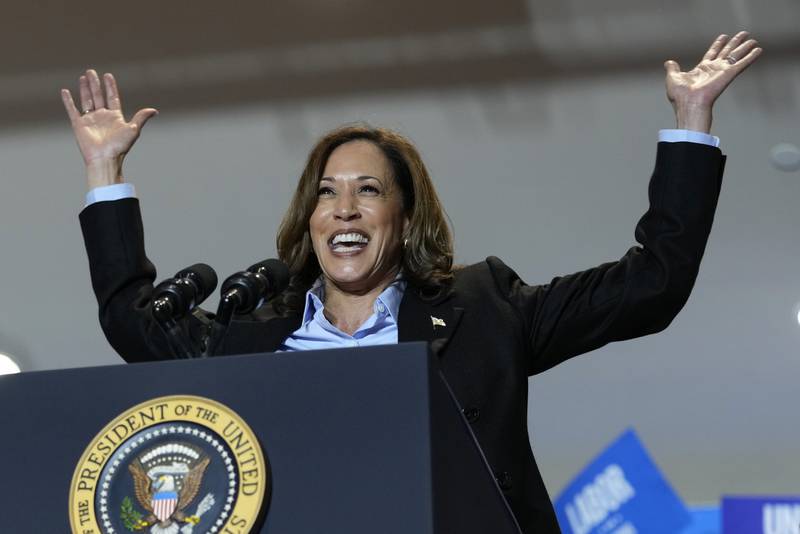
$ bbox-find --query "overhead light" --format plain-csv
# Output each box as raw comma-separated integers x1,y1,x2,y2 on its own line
0,353,20,375
770,143,800,172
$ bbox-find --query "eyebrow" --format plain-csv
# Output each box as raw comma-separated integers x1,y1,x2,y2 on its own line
319,175,382,183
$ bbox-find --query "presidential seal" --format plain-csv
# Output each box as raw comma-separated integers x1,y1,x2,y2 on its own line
69,395,267,534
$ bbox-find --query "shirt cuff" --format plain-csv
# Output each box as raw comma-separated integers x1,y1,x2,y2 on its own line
659,129,720,148
84,183,137,207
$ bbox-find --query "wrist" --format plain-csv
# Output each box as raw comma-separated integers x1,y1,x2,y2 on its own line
86,158,124,190
674,101,713,134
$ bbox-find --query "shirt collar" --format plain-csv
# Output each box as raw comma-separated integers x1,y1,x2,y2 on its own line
301,275,407,326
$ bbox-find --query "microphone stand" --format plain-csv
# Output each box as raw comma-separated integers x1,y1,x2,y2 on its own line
202,289,244,358
152,296,199,359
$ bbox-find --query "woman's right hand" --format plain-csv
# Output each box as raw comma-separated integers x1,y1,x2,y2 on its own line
61,69,158,190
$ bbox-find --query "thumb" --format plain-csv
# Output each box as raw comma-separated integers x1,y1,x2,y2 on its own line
663,60,681,75
130,108,158,131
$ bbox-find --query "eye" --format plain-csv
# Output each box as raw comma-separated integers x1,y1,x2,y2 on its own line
317,186,335,196
359,184,380,195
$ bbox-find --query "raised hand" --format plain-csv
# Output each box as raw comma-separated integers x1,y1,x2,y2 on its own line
61,70,157,189
664,31,762,133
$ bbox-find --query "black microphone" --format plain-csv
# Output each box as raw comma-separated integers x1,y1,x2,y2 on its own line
151,263,218,321
203,259,289,357
219,259,290,315
151,263,218,359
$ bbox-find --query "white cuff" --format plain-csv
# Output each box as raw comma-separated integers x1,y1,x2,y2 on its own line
659,129,720,148
85,183,137,207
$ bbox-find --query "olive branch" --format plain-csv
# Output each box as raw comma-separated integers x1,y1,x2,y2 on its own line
120,496,145,531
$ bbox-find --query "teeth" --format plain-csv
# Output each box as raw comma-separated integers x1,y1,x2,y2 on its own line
332,245,363,253
332,232,369,245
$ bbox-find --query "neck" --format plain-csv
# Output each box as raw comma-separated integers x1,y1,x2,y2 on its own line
322,269,398,335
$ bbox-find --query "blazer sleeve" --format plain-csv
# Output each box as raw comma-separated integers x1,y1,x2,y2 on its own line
79,197,193,363
488,141,726,375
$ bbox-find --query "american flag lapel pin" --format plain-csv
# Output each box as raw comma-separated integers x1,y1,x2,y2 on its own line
431,316,446,329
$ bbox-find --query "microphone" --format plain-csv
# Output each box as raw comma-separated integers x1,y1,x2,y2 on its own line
219,259,290,315
151,263,218,359
203,259,290,357
151,263,218,322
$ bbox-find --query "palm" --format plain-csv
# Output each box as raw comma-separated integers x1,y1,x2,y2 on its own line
664,31,761,108
667,59,739,106
74,109,141,163
61,70,157,165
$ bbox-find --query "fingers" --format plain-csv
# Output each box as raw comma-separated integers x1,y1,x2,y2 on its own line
74,70,123,114
79,75,93,114
718,30,750,61
61,89,80,121
663,60,681,75
130,108,159,131
86,69,106,109
67,70,156,131
104,73,122,111
728,38,759,63
703,34,728,61
731,46,763,73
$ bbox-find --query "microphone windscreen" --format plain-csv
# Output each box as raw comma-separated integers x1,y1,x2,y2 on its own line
176,263,218,302
247,259,290,296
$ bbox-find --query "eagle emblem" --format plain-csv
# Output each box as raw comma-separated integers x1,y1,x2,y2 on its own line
69,397,267,534
125,442,214,533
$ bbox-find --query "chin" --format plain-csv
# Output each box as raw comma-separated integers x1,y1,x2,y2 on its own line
324,268,373,288
321,260,391,291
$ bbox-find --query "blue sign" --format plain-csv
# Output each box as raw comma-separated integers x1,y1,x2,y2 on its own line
722,496,800,534
554,428,690,534
683,505,720,534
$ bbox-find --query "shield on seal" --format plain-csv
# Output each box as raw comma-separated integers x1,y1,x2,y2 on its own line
152,491,178,522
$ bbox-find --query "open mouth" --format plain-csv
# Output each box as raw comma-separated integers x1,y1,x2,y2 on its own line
328,230,370,254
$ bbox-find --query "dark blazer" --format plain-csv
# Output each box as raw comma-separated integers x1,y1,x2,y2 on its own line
80,141,725,533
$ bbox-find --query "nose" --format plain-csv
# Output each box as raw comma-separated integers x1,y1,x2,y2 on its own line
334,194,361,221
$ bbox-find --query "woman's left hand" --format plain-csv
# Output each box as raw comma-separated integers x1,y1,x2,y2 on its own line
664,31,762,133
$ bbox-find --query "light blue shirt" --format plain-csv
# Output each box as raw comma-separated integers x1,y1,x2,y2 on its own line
85,182,137,205
278,277,407,352
83,130,718,351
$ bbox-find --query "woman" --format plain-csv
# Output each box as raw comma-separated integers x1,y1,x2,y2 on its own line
64,33,760,533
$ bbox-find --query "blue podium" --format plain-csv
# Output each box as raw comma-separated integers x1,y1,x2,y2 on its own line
0,342,521,533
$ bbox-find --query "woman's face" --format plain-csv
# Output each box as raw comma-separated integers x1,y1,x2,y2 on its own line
310,140,409,294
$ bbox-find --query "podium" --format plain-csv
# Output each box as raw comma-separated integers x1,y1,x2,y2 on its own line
0,342,521,533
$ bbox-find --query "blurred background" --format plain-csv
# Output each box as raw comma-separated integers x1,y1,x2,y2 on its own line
0,0,797,507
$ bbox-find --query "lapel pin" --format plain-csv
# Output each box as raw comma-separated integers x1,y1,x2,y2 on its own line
431,316,446,329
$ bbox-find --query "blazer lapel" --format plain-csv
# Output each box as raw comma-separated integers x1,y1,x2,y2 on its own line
224,308,301,355
260,315,302,352
398,286,463,357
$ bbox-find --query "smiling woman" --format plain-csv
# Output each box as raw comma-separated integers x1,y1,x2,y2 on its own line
276,128,453,336
66,31,761,534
